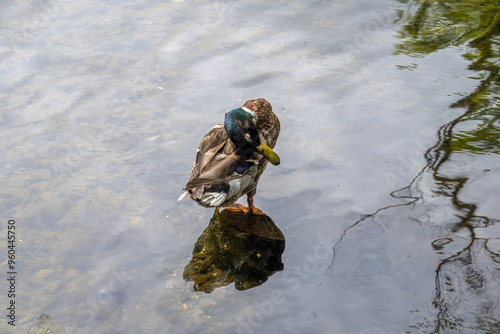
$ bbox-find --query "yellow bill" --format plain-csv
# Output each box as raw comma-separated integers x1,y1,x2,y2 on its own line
256,141,280,166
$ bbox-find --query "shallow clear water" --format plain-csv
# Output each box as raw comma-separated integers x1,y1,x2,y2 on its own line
1,0,499,333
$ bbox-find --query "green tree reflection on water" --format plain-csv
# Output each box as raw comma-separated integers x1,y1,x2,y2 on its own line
392,1,500,333
395,0,500,155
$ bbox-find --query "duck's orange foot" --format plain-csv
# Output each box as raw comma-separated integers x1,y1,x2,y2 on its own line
246,195,266,215
247,206,266,215
223,204,266,215
224,204,247,212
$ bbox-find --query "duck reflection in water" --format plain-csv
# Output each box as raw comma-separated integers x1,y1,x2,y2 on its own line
183,204,285,293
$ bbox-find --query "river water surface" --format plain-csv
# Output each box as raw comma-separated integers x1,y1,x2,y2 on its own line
1,0,500,333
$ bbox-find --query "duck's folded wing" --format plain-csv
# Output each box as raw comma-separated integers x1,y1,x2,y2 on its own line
185,123,241,190
188,124,226,181
185,154,240,189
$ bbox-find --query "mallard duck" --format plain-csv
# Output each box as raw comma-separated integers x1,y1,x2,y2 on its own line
178,98,280,214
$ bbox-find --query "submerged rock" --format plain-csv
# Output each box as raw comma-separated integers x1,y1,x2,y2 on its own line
36,314,69,334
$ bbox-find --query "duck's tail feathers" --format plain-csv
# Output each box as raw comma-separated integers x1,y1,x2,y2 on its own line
178,191,190,201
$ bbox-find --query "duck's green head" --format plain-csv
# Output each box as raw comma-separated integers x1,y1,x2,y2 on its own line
224,108,280,166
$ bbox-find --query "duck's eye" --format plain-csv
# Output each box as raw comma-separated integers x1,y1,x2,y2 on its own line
244,132,252,143
244,128,261,147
